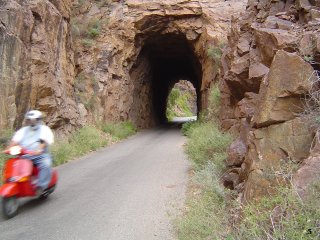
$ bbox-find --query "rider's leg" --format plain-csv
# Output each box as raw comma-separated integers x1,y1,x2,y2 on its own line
33,156,52,190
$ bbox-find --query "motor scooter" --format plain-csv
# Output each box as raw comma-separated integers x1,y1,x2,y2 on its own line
0,146,58,219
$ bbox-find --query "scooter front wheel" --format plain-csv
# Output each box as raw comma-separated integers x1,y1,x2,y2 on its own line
2,196,19,219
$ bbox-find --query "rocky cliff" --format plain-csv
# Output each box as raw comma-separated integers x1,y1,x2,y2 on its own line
2,0,319,202
0,0,247,132
221,0,320,201
0,0,80,134
70,0,247,128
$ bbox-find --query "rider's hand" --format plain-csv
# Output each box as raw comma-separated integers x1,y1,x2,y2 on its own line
29,149,43,156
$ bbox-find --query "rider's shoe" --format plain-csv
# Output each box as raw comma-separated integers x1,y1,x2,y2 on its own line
35,187,44,197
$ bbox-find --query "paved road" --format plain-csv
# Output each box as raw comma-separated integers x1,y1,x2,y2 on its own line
0,126,189,240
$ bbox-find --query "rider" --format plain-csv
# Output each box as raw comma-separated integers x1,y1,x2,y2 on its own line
9,110,54,195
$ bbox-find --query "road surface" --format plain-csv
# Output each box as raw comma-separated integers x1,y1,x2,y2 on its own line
0,126,189,240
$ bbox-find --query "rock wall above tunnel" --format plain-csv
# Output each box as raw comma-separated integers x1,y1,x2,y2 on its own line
0,0,80,134
71,0,247,128
221,0,320,201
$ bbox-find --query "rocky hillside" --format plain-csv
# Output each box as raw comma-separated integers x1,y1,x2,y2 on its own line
71,0,247,128
0,0,247,133
1,0,320,203
220,0,320,201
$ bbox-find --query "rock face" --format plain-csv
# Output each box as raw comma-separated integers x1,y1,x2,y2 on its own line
71,0,247,128
0,0,247,133
221,0,320,201
252,50,314,127
0,0,79,134
2,0,319,204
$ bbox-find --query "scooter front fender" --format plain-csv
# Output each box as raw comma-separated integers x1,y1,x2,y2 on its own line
0,183,19,198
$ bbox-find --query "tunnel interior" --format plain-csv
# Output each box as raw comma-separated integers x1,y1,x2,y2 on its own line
130,33,202,127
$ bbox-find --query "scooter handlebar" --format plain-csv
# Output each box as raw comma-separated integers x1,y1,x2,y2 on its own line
2,146,36,156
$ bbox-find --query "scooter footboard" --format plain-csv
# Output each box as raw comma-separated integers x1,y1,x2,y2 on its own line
0,183,19,197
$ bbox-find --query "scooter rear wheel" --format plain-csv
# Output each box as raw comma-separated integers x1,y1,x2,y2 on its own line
2,196,19,219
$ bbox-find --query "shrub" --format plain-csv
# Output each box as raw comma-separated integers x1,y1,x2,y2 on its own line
207,43,225,71
100,121,137,141
166,87,194,120
175,162,230,240
185,121,232,170
201,84,220,121
0,129,13,173
82,38,94,48
51,126,108,165
236,182,320,240
181,121,197,136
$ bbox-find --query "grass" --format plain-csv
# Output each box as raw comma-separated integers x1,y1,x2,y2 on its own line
177,83,320,239
51,122,136,165
176,125,232,239
177,81,320,239
234,181,320,240
49,126,109,166
176,84,233,239
99,121,137,141
0,129,13,173
185,121,232,170
0,122,137,171
166,86,194,121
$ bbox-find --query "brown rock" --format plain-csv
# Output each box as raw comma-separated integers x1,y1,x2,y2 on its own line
243,117,314,201
226,138,247,167
264,16,294,30
293,155,320,199
237,37,251,56
248,62,269,91
221,168,242,190
0,0,79,132
252,50,314,128
235,92,258,119
253,28,298,66
297,0,312,11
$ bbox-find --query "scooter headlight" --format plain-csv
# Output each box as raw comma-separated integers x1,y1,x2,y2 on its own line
9,146,22,155
7,177,18,182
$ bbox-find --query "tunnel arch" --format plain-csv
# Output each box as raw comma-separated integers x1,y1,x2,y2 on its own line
166,80,198,120
129,32,203,127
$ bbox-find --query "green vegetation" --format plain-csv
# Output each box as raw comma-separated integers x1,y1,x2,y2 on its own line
235,182,320,240
177,84,320,239
51,126,108,165
81,38,95,48
51,122,136,165
74,72,100,111
99,121,137,141
185,121,232,170
0,129,13,174
166,87,194,121
0,122,137,172
176,85,233,240
207,43,225,72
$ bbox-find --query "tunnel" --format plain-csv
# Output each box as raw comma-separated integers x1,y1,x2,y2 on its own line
129,33,203,127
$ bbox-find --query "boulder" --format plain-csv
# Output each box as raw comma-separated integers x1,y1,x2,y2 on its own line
293,154,320,199
243,117,314,201
252,50,315,128
221,168,242,190
234,92,258,119
237,37,251,56
226,138,247,167
253,28,298,66
264,16,295,30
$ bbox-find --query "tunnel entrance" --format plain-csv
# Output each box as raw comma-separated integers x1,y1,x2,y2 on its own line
166,80,197,121
129,33,202,127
